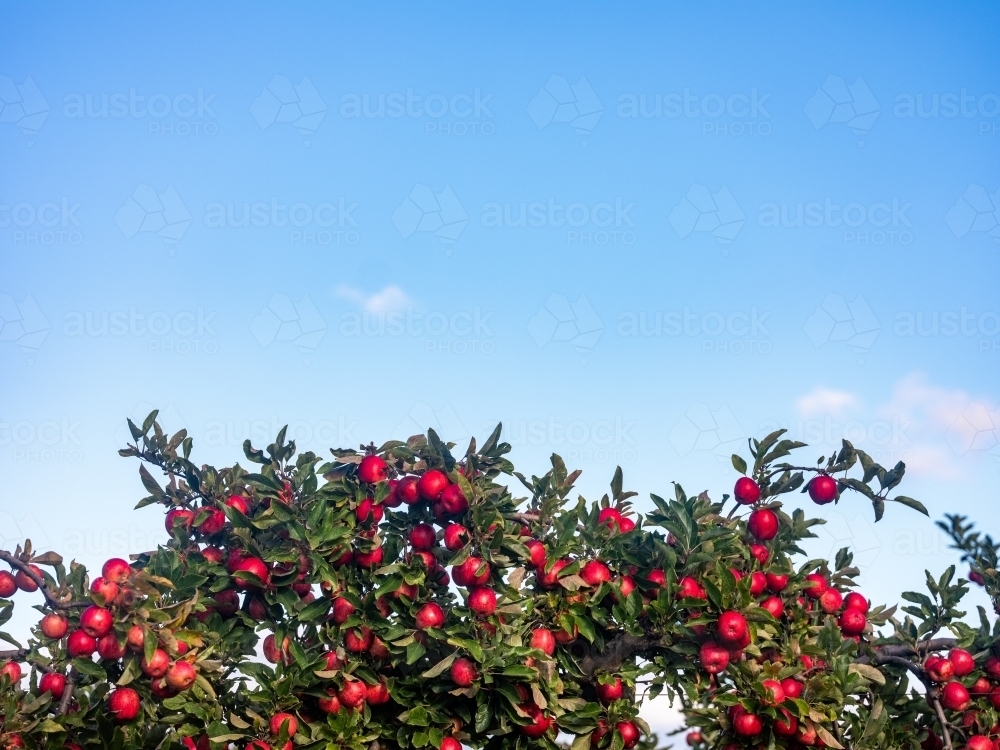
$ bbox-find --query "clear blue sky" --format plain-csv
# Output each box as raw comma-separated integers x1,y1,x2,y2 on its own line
1,0,999,731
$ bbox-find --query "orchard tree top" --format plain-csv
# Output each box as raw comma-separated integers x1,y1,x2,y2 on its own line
0,412,998,750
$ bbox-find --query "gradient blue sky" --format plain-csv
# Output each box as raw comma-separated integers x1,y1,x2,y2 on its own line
1,1,999,732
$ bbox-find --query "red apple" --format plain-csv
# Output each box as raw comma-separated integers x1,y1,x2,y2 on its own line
166,661,197,691
108,688,141,721
450,657,478,686
468,587,497,616
443,524,470,551
80,605,113,638
581,560,612,586
417,470,449,501
409,524,437,551
525,540,547,570
14,565,42,592
102,558,132,583
596,677,623,704
716,611,749,645
616,720,641,748
941,680,971,711
366,679,390,705
699,641,730,674
415,602,445,630
748,509,779,540
396,476,421,504
844,591,869,613
141,648,170,678
225,495,250,515
39,672,66,699
531,627,556,656
97,633,126,660
269,713,297,737
344,627,374,653
233,557,270,589
807,475,838,504
440,484,469,515
40,613,68,639
165,508,195,535
734,477,760,505
949,648,975,677
358,455,389,484
839,608,867,636
0,571,16,597
338,678,367,708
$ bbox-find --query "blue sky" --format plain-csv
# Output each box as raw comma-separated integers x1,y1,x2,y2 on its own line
1,1,999,731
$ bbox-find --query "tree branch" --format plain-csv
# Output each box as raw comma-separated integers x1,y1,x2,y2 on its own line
577,633,666,678
57,667,77,715
0,550,89,610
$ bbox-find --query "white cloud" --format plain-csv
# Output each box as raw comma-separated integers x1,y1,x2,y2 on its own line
334,284,412,313
796,386,859,418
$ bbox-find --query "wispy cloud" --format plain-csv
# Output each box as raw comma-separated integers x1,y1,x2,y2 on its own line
334,284,412,313
796,386,859,419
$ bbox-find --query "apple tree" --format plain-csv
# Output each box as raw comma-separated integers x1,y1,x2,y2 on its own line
0,412,997,750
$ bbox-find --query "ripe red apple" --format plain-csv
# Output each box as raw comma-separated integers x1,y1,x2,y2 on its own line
80,605,113,638
212,590,240,618
40,613,68,639
598,507,623,531
89,577,119,603
525,540,547,570
356,547,383,568
126,624,145,652
166,661,197,691
733,711,762,736
596,676,623,704
926,656,954,683
39,672,66,699
940,680,971,711
97,633,126,660
269,713,297,737
318,688,341,714
440,484,469,515
440,738,461,750
263,634,291,665
102,558,132,583
839,607,867,636
536,558,568,589
808,475,838,504
141,648,170,678
345,627,374,653
518,703,553,738
0,662,21,683
765,572,789,593
677,576,707,600
531,627,556,656
762,596,785,618
233,557,270,589
734,477,761,505
0,571,16,597
358,455,389,484
646,569,666,587
108,688,141,721
843,591,869,613
780,677,803,699
971,677,991,695
761,678,786,706
331,596,356,624
615,575,636,601
716,611,749,645
949,648,976,677
417,470,449,501
966,736,993,750
195,508,226,536
619,516,636,533
355,498,384,525
468,587,497,616
819,587,843,614
338,678,367,708
415,602,445,630
165,508,195,535
396,476,420,504
804,573,828,599
774,709,798,737
366,679,390,705
450,657,478,686
443,524,469,551
699,641,730,674
14,565,42,592
748,509,779,541
453,557,490,587
749,544,769,564
581,560,612,586
970,570,985,585
985,656,1000,679
225,495,250,515
616,720,640,748
409,524,437,551
749,571,766,596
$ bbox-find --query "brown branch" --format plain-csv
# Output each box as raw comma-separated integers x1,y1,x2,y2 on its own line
57,668,77,715
0,648,27,660
510,513,539,525
0,551,89,610
577,633,666,678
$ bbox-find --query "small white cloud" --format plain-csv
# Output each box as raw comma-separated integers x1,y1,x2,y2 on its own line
334,284,412,313
796,386,859,419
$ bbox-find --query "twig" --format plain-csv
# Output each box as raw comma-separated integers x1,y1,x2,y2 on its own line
57,667,77,715
0,648,27,660
0,551,89,610
511,513,540,525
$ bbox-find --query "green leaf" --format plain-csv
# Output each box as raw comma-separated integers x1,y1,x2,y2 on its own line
72,657,107,681
421,653,457,679
731,454,747,475
888,495,928,516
